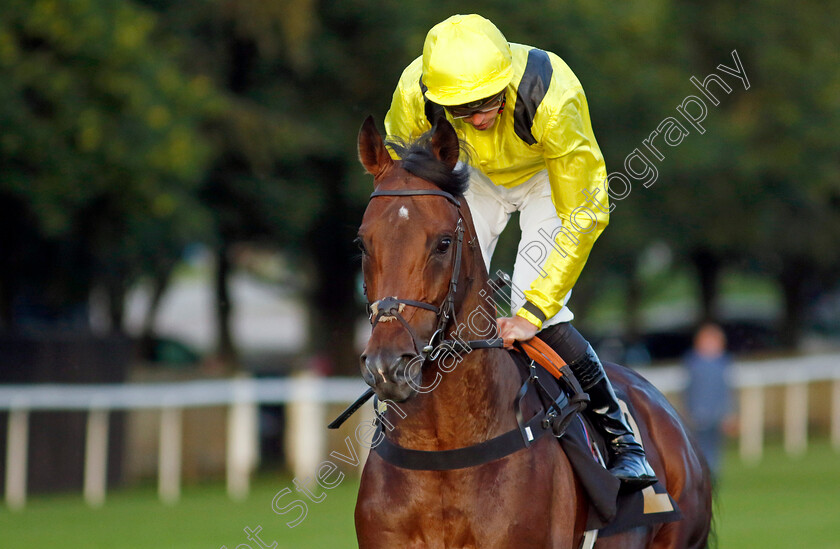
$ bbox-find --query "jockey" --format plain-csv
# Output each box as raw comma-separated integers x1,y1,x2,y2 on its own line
384,14,657,490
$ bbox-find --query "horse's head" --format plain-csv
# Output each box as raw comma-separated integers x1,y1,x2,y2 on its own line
356,116,477,402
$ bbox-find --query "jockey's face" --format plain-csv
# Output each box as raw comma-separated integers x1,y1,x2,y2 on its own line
463,107,501,131
446,91,504,131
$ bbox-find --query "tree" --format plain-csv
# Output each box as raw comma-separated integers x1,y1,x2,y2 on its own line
0,0,216,332
142,0,471,373
667,0,840,346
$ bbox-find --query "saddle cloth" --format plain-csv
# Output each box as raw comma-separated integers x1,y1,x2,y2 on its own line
510,344,683,536
562,403,683,535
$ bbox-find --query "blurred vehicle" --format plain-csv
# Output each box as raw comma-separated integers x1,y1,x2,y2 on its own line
593,319,783,365
138,336,202,366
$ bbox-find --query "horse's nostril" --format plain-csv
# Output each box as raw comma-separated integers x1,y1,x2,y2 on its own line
360,352,421,385
394,354,423,382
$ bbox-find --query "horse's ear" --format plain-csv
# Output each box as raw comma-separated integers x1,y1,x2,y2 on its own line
358,115,393,179
430,118,460,172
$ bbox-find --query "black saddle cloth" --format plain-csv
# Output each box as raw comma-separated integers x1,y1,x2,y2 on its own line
509,351,683,535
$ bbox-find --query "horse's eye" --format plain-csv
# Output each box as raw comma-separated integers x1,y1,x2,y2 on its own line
354,237,366,254
436,237,452,254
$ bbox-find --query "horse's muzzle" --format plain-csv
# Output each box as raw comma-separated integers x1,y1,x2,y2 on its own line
360,350,423,402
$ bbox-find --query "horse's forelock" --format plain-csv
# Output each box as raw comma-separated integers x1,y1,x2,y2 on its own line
385,132,470,197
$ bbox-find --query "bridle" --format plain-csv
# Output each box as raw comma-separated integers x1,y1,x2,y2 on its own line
329,183,574,438
364,188,502,364
327,185,498,430
366,188,465,362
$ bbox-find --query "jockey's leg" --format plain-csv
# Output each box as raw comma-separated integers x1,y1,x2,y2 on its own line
540,322,658,491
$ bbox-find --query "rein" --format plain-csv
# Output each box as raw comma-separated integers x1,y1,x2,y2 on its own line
331,184,588,470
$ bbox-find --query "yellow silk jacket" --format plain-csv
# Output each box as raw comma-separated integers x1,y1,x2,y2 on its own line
385,44,609,328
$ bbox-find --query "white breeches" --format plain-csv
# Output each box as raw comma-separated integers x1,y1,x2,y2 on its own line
464,167,574,328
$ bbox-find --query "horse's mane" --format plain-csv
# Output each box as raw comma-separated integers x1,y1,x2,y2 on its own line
385,128,471,198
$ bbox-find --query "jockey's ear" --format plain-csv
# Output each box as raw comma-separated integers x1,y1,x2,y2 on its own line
358,115,393,179
430,118,459,173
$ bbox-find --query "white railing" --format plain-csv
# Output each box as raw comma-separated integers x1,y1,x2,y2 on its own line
0,374,366,510
638,353,840,463
2,353,839,509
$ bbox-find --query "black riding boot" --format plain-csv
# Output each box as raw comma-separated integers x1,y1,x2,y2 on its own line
568,345,657,491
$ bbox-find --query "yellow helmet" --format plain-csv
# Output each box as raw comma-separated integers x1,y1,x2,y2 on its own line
422,14,513,106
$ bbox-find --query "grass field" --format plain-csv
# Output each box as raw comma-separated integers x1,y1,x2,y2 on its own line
1,441,838,548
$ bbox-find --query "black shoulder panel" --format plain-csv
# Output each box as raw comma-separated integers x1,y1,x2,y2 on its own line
514,49,553,145
419,78,446,126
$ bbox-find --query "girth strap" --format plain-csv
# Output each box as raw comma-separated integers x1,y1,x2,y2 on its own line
373,411,549,471
370,357,583,471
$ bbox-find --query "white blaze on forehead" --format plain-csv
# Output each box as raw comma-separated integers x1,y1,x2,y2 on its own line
398,206,409,220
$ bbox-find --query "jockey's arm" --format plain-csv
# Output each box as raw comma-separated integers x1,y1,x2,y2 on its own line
512,86,610,332
384,58,430,149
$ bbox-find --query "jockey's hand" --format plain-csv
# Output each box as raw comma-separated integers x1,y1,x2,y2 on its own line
496,315,539,348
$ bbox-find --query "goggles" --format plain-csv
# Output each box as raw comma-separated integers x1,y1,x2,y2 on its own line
446,91,506,120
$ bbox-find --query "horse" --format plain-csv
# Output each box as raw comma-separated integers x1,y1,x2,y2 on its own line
352,115,712,548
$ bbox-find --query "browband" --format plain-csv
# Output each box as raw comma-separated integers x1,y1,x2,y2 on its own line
370,189,461,207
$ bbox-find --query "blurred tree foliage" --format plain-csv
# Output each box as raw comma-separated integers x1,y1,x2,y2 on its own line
138,0,447,371
0,0,836,367
629,0,840,346
0,0,216,332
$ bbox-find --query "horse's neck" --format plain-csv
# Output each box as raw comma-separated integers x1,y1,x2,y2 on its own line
384,287,521,450
384,349,518,450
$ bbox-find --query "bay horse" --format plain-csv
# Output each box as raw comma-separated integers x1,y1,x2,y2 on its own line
353,116,711,548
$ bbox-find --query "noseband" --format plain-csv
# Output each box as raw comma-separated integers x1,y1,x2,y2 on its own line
366,189,466,362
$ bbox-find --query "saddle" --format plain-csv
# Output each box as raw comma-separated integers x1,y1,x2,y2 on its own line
509,341,682,535
511,337,590,441
507,339,623,526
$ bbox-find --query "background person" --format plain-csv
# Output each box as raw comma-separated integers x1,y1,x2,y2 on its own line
683,323,734,477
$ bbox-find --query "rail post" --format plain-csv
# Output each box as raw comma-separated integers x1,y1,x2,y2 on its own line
83,407,110,507
783,382,808,457
158,406,183,504
739,384,764,463
286,371,325,480
226,376,258,501
4,407,29,510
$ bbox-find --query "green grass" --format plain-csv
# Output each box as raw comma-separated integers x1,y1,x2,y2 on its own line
0,474,357,549
1,442,838,548
715,441,840,548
